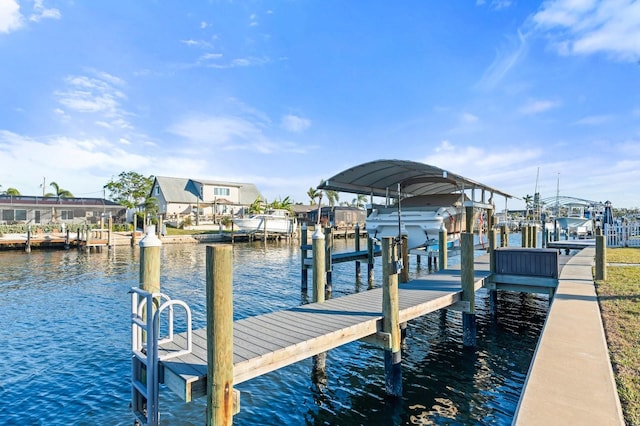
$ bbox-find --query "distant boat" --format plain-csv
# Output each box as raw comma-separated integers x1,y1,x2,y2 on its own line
232,209,296,234
555,203,593,237
366,194,465,250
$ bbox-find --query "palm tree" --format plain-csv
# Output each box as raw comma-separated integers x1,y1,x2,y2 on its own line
269,196,293,213
248,197,265,214
47,182,74,198
352,194,367,208
5,187,20,196
307,187,321,205
324,189,339,208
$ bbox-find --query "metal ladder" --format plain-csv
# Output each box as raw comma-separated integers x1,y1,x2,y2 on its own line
130,288,193,426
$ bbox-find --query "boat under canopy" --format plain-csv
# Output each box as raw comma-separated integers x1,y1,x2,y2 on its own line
318,159,513,249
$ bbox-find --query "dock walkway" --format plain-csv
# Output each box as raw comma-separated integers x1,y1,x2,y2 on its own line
158,255,491,402
513,247,624,425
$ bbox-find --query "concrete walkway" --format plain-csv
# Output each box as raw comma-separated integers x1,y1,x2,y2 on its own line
513,247,625,425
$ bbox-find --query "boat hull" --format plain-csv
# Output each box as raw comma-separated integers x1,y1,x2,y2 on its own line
232,214,294,234
366,199,463,249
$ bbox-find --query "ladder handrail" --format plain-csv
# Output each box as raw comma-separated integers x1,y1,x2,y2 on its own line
130,287,193,426
155,299,193,360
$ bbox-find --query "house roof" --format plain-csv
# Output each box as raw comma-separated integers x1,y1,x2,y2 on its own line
0,195,122,207
154,176,263,205
154,176,195,203
317,159,513,199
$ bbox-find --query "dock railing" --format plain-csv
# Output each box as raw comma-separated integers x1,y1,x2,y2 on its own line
605,222,640,247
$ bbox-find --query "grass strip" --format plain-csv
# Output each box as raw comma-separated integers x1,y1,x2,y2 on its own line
596,247,640,425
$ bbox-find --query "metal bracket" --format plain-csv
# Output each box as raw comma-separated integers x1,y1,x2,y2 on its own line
447,300,471,313
359,331,392,349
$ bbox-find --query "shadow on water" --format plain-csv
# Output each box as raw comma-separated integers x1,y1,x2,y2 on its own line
299,288,548,426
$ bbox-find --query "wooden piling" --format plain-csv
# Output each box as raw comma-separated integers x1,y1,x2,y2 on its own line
85,225,92,253
312,229,328,391
301,223,308,293
381,237,402,397
595,234,606,281
139,225,162,295
354,224,361,279
65,228,70,250
313,227,326,303
206,245,235,426
324,227,333,294
400,236,409,283
25,226,31,253
438,225,447,271
461,232,476,347
367,236,375,288
501,224,509,247
108,215,113,249
488,228,497,317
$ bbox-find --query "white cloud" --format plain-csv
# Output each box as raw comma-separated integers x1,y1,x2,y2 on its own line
54,71,133,131
0,130,152,195
181,39,212,49
168,113,310,155
0,0,23,33
281,114,311,132
477,30,528,90
519,99,561,115
533,0,640,62
573,114,613,125
30,0,60,22
461,112,479,124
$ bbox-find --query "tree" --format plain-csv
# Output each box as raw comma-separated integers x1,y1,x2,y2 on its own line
352,194,367,208
307,187,321,205
104,171,154,210
248,197,265,214
269,196,293,213
47,181,73,198
4,187,20,196
323,189,339,208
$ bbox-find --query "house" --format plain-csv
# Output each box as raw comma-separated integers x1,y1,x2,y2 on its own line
306,206,366,228
0,195,125,225
150,176,262,226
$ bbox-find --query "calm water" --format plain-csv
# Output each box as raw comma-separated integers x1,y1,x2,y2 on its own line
0,234,549,425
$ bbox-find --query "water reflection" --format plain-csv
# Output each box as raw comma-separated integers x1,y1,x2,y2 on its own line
0,236,547,425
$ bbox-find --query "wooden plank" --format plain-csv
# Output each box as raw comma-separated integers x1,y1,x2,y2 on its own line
492,274,558,288
158,254,497,402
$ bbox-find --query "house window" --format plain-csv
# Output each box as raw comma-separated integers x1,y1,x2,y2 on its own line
2,210,14,221
15,210,27,221
155,186,160,196
214,187,230,196
61,210,74,220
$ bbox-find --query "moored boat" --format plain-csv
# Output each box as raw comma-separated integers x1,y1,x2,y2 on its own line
232,209,296,234
366,194,465,249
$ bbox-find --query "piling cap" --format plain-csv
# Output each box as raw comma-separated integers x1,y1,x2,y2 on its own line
312,226,325,240
139,225,162,248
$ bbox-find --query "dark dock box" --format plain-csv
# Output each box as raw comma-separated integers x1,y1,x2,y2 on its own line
495,248,559,279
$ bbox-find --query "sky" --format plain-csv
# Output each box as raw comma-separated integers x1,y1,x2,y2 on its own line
1,0,639,210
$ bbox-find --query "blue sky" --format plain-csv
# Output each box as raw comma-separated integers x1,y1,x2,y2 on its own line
1,0,639,210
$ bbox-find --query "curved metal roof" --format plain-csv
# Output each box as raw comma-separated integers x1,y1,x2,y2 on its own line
317,159,513,199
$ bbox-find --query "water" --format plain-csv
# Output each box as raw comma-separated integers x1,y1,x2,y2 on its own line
0,234,549,425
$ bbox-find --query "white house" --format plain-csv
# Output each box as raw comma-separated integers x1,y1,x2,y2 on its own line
150,176,262,226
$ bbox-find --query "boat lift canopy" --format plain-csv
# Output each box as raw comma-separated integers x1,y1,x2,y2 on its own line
317,159,513,203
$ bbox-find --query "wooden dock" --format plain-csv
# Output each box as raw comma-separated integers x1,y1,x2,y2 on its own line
0,229,112,251
157,255,491,402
